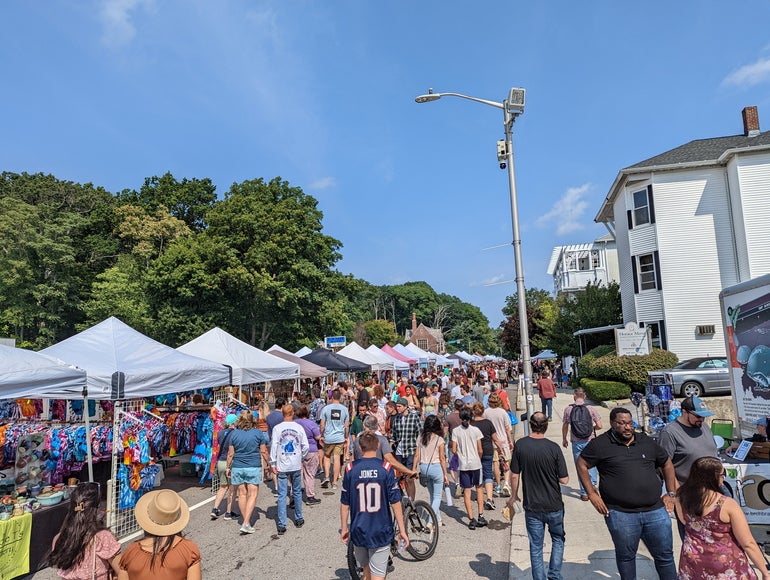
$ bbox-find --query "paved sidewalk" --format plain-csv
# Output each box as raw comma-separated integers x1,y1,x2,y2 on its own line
507,388,682,579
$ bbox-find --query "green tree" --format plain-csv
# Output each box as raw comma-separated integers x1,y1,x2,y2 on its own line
362,319,400,347
547,282,623,356
117,172,217,232
499,288,556,357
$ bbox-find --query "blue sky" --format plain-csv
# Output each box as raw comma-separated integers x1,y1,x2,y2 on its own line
3,1,770,328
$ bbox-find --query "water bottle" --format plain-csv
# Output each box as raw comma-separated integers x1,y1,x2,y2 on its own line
398,538,408,556
513,501,523,514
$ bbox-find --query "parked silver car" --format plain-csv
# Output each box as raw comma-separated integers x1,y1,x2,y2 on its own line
648,357,730,397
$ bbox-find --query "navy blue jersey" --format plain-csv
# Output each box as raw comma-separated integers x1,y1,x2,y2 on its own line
341,457,402,549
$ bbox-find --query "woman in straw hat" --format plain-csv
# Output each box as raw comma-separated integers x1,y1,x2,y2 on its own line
117,489,201,580
48,482,121,580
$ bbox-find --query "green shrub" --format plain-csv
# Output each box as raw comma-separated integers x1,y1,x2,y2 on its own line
581,378,630,401
578,344,616,377
585,348,679,391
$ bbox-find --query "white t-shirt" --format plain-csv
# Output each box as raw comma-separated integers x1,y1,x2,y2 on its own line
483,407,512,448
451,424,483,471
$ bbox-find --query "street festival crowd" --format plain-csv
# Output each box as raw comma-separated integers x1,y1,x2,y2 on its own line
46,361,770,580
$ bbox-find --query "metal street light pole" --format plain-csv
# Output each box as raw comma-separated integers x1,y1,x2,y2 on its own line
415,88,535,422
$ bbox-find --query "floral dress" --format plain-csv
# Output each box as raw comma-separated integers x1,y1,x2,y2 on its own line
679,497,756,579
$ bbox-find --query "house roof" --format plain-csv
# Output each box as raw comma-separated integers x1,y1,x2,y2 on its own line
595,129,770,222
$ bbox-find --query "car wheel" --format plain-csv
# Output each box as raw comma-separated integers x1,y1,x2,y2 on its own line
681,381,703,398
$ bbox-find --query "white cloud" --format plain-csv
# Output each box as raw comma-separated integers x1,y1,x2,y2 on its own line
536,183,592,235
309,177,336,190
722,56,770,88
99,0,154,48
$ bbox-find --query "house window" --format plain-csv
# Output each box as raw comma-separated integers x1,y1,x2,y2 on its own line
417,339,428,350
647,322,661,348
633,189,650,226
638,253,657,290
591,250,601,268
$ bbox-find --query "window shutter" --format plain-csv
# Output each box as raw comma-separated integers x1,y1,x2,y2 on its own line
659,319,667,350
631,257,639,294
647,185,656,224
627,209,633,231
653,250,662,290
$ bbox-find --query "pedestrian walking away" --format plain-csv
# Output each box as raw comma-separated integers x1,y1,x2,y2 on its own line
340,432,409,580
507,412,569,580
561,387,602,501
414,415,449,526
211,413,239,520
536,371,556,421
451,408,487,529
676,456,770,579
270,404,310,534
577,407,678,580
319,388,350,490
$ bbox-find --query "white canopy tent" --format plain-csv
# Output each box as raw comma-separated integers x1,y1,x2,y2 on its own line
365,345,409,371
403,342,437,363
338,341,395,372
295,346,312,357
432,352,458,368
393,343,428,365
41,317,231,400
0,345,87,399
454,351,473,362
178,328,299,384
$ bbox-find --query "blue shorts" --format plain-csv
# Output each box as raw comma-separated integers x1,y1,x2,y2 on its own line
481,456,494,484
459,469,481,489
230,466,262,485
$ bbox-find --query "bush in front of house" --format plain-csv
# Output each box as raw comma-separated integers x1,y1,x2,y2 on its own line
577,344,616,378
580,378,631,401
582,347,679,392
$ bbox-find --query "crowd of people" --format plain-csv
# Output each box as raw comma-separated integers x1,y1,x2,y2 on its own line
44,360,770,580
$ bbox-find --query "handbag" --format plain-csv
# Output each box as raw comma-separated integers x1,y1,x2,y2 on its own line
418,437,440,488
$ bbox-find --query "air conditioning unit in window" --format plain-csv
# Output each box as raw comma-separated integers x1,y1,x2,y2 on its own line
696,324,716,336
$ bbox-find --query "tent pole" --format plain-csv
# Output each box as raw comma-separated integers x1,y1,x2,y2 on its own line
83,387,94,482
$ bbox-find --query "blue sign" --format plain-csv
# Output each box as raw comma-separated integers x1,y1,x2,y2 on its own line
325,335,346,349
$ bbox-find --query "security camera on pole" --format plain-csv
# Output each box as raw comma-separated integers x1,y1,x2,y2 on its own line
414,87,535,424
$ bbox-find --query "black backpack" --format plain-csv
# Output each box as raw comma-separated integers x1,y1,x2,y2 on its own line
569,404,594,440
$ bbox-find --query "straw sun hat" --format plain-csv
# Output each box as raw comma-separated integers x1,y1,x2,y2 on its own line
134,490,190,536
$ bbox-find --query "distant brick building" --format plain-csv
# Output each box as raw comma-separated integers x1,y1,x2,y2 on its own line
405,312,446,354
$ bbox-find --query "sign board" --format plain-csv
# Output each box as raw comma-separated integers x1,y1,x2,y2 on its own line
723,462,770,525
324,335,346,349
614,323,651,356
721,276,770,439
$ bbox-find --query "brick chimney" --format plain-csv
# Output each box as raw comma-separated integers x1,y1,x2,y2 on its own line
411,312,417,333
742,106,760,137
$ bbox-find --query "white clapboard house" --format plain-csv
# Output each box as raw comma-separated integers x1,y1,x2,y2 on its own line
595,106,770,360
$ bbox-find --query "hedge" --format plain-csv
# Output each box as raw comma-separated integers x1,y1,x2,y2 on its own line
578,346,679,392
580,378,631,401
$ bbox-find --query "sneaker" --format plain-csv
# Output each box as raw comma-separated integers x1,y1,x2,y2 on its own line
306,497,321,505
210,508,221,520
501,485,511,498
294,518,304,528
277,525,287,535
332,484,338,490
494,484,502,497
468,518,478,530
321,479,330,489
239,524,256,534
484,500,495,511
223,512,238,520
477,514,488,527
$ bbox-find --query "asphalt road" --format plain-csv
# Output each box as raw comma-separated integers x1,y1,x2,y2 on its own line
29,444,513,580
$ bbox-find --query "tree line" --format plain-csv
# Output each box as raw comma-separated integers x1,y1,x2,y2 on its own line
0,171,500,352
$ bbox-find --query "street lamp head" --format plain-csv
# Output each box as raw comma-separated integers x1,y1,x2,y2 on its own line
415,93,441,103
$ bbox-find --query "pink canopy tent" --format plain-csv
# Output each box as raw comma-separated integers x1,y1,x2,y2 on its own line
381,344,417,365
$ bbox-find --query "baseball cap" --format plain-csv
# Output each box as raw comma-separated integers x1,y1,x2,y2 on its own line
753,417,770,427
395,397,409,406
681,396,714,418
225,413,238,425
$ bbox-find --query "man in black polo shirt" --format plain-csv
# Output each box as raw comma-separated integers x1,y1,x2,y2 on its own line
577,407,677,580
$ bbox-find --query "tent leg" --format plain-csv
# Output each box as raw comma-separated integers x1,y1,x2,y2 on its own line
84,394,94,482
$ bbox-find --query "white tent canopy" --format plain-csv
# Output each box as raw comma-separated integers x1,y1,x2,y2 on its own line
366,345,409,371
338,342,395,372
178,328,299,384
295,346,312,357
267,345,328,379
41,317,231,399
0,345,87,399
403,342,437,362
393,343,427,365
432,352,458,367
